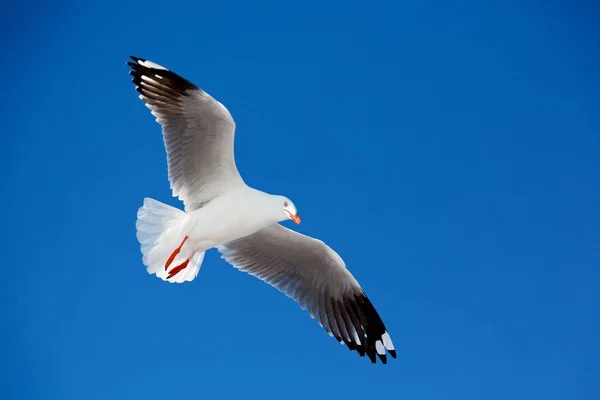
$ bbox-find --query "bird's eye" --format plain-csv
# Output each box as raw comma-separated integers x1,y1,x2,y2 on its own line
284,201,288,207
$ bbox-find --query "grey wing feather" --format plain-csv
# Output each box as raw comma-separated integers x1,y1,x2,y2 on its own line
127,56,245,210
218,224,396,363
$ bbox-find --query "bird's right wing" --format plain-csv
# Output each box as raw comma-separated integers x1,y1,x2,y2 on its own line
217,223,396,363
127,56,245,210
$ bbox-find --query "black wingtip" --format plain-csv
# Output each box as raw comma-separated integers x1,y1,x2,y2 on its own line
126,57,199,94
366,350,377,363
357,346,365,357
389,349,397,359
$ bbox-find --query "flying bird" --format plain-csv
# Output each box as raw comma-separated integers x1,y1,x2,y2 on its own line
127,56,396,363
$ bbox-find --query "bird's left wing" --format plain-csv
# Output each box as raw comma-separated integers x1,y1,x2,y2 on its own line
217,223,396,363
127,56,245,210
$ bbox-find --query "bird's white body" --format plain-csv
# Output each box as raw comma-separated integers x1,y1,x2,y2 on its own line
138,186,289,283
181,187,281,255
128,56,396,364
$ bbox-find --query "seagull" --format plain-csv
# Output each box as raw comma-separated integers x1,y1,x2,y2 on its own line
127,56,396,363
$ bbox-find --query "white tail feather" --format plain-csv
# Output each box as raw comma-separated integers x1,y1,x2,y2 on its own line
136,198,204,283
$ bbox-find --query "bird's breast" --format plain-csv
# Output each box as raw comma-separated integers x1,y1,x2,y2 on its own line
185,201,270,249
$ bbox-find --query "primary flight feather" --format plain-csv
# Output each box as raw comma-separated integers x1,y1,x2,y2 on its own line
128,56,396,363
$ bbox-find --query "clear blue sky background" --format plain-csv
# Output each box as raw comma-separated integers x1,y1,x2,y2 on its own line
2,1,599,399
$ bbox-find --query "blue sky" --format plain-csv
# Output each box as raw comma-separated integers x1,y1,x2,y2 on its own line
2,0,599,399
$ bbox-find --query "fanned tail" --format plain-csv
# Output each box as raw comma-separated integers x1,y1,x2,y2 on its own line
135,198,204,283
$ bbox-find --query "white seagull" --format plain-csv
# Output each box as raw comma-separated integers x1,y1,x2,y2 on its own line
128,56,396,363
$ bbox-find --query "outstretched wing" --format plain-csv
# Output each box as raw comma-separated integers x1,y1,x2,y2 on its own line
127,56,245,210
218,224,396,363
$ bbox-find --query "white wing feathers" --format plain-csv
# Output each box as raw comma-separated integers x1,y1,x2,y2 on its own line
127,56,245,211
218,224,396,363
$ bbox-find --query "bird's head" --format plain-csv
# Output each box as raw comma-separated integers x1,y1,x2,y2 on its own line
276,196,300,224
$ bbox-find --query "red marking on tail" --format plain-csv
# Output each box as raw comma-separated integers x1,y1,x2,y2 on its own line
165,235,188,270
167,258,190,279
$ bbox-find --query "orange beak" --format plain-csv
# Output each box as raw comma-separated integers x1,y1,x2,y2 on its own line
289,213,301,224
